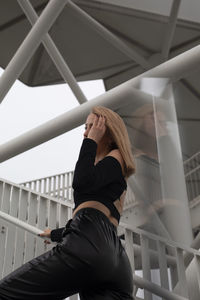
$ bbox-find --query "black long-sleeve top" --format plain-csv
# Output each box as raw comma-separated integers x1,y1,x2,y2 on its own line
50,138,127,242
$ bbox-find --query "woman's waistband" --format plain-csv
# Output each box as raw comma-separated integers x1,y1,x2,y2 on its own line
73,207,117,232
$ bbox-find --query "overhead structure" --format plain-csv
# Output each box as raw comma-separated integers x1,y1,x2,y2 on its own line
0,1,200,299
0,0,200,159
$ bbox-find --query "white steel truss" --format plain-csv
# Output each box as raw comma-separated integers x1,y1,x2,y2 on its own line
0,0,69,103
17,0,87,104
0,1,200,298
0,44,200,162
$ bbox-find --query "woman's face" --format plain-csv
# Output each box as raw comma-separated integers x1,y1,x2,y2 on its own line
84,113,99,139
84,113,111,145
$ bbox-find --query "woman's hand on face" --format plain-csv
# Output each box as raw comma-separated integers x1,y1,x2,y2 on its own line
87,115,106,144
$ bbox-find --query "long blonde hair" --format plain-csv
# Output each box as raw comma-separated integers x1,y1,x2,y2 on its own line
91,106,135,178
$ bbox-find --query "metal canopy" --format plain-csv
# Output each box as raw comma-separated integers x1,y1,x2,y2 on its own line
0,0,199,86
0,0,200,159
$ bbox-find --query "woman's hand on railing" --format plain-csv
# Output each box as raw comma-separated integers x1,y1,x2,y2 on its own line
38,228,52,244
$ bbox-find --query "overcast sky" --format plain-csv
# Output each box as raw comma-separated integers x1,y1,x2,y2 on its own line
0,68,105,184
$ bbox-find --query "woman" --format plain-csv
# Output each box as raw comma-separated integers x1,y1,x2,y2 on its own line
0,106,135,299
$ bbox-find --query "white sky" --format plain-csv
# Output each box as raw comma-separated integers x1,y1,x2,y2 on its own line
0,67,105,184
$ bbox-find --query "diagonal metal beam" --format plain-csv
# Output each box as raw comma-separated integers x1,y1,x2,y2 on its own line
180,79,200,102
161,0,181,61
0,44,200,162
0,0,69,104
171,35,200,56
178,118,200,122
133,44,200,86
0,85,135,163
67,0,151,70
0,2,47,32
17,0,87,104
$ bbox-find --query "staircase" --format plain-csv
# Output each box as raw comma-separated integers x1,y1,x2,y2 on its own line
0,179,73,278
1,177,198,299
20,151,200,232
0,151,200,299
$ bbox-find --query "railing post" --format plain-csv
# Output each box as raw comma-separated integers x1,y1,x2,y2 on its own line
24,192,38,263
35,196,48,256
14,188,29,270
124,228,135,273
194,255,200,292
175,248,189,298
157,240,169,293
140,234,152,300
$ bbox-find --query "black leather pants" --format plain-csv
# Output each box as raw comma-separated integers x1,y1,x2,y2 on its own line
0,207,133,300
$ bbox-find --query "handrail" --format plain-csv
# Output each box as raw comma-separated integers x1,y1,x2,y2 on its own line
133,274,188,300
119,223,200,299
20,171,74,203
184,231,200,268
20,172,135,210
0,177,74,208
0,210,43,237
183,151,200,165
20,170,73,185
120,239,176,267
185,165,200,177
0,208,189,300
20,149,200,207
120,222,200,257
0,207,177,269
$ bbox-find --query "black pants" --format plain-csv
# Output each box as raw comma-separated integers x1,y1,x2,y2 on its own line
0,207,133,299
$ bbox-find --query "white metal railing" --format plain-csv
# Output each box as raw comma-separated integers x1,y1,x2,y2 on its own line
0,178,73,280
20,171,135,211
0,178,77,300
0,199,194,300
184,151,200,203
0,210,44,236
21,171,74,202
21,151,200,209
120,222,200,300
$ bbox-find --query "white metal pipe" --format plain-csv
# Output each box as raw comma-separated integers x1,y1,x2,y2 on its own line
185,165,200,178
152,82,193,246
0,86,135,162
130,44,200,88
0,210,43,236
0,44,200,162
121,239,176,268
67,0,150,69
183,151,200,165
133,274,188,300
0,0,68,104
120,222,200,256
17,0,87,104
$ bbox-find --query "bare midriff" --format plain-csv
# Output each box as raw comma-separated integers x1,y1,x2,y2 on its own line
72,201,120,227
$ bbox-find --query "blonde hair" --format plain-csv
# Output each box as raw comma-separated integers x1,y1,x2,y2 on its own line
91,106,135,178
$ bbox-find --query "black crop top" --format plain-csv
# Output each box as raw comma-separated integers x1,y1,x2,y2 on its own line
72,138,127,221
50,138,127,242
